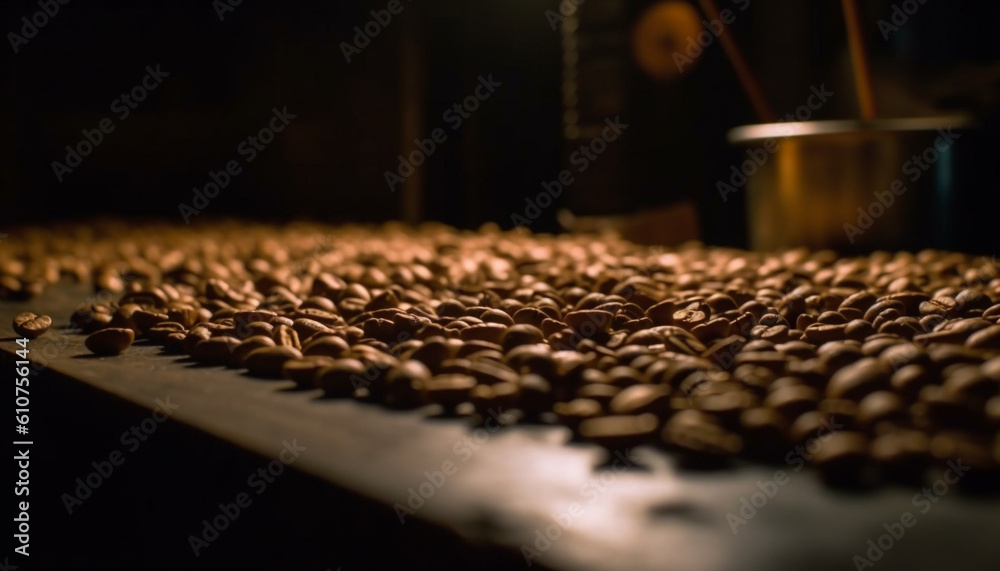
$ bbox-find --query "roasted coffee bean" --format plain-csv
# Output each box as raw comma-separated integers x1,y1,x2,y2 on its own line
579,413,659,452
85,328,135,356
231,335,276,367
696,390,756,427
911,386,980,431
283,356,337,388
13,312,51,338
966,325,1000,350
316,358,368,398
564,310,614,333
501,324,545,351
147,321,186,344
517,374,554,415
554,399,603,431
192,336,241,366
870,430,929,483
764,385,820,419
856,391,907,432
423,374,477,411
576,383,621,407
662,410,742,460
740,407,788,460
942,365,998,401
609,384,672,417
273,324,301,350
245,346,302,378
302,335,350,358
889,365,934,401
827,358,890,401
809,432,869,486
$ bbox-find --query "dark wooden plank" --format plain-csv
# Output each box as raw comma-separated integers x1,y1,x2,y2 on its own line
2,285,999,571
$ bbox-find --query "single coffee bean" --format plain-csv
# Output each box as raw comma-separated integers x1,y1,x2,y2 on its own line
942,365,998,402
764,385,820,419
809,431,869,486
855,391,907,431
554,398,603,432
13,312,52,338
576,383,621,407
564,310,614,333
273,324,301,350
230,335,276,367
423,374,477,412
609,384,672,417
662,410,742,461
315,358,368,398
501,324,545,352
192,336,241,366
282,356,337,387
826,358,890,401
518,374,554,415
870,430,929,483
382,361,431,408
244,345,302,378
579,413,659,453
85,328,135,356
740,407,789,460
966,324,1000,350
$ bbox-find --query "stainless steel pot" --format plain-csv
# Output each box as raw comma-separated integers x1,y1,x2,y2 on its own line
726,116,995,253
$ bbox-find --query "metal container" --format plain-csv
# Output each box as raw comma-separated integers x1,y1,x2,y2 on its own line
726,116,997,253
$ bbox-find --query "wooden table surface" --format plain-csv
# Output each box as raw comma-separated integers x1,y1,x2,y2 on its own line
3,285,998,571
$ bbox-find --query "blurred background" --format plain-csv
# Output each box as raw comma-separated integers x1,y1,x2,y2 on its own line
2,0,999,250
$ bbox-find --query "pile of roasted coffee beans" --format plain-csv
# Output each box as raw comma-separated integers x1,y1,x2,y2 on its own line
4,221,1000,488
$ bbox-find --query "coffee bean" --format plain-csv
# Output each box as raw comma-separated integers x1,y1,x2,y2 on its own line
809,432,869,486
423,374,476,411
764,385,820,419
231,335,276,367
554,398,603,431
827,358,890,401
966,325,1000,350
870,430,929,483
244,346,302,379
283,356,337,388
85,328,135,356
609,384,672,417
13,312,51,339
500,324,545,351
856,391,907,432
192,337,241,366
579,413,659,452
662,410,742,460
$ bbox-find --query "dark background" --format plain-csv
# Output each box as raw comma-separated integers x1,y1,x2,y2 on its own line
1,0,999,246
